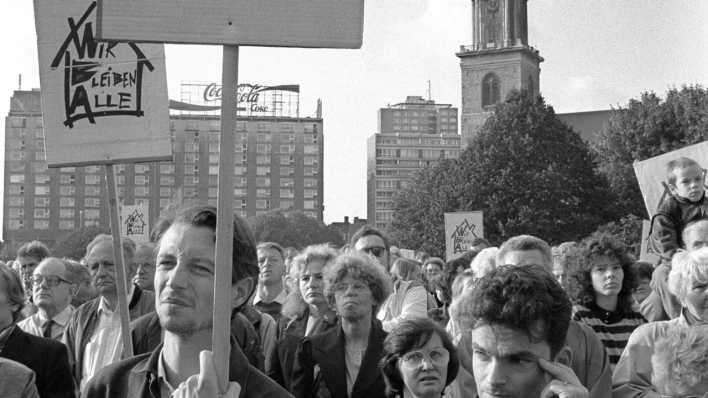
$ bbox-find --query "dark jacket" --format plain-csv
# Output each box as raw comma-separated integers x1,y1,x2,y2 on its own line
290,320,387,398
130,311,264,370
0,326,75,398
267,309,338,389
82,341,292,398
650,193,708,262
63,291,154,386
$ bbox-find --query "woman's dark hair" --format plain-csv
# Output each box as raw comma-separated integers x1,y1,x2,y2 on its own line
571,232,637,314
379,318,459,398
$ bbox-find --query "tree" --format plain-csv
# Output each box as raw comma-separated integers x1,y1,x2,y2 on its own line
593,85,708,217
247,211,344,249
591,214,643,259
390,90,618,252
52,226,110,260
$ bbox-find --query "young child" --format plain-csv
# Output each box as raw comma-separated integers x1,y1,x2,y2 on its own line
650,157,708,262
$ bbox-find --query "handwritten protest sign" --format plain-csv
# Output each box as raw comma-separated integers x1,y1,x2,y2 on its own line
120,203,149,243
34,0,171,167
444,212,484,261
633,140,708,218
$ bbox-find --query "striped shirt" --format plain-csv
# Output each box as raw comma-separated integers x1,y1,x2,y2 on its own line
572,302,645,369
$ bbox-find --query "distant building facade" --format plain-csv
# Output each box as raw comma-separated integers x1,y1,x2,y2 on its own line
367,96,460,230
328,216,368,245
3,87,324,247
457,0,542,147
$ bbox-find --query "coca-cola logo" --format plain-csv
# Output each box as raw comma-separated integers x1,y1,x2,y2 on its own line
203,83,273,103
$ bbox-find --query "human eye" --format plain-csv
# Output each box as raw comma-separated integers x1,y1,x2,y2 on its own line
301,275,310,282
403,352,424,363
472,349,489,361
429,350,445,360
693,283,707,290
192,262,214,276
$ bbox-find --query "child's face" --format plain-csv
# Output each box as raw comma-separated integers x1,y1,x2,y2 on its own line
670,165,705,202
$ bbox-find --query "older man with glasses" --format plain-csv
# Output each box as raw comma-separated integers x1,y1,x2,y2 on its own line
17,257,76,340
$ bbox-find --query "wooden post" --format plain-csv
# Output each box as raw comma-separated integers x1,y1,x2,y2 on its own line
104,164,134,358
212,44,238,392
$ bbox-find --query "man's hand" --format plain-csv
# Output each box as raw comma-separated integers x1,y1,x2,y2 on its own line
538,358,588,398
172,351,241,398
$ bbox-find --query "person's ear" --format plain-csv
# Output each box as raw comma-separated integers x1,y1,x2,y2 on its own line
231,277,255,309
553,346,573,367
668,183,679,196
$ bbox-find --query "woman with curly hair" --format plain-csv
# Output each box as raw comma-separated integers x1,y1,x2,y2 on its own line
570,233,645,369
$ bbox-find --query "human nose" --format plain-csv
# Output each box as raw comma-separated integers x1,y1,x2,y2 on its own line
419,355,435,370
165,262,189,288
485,358,507,387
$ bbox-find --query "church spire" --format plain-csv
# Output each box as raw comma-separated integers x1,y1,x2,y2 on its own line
471,0,529,51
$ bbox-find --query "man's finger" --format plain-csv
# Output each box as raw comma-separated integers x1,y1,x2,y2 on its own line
198,350,218,391
537,358,581,386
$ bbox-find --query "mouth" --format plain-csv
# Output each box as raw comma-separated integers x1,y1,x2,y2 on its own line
161,296,192,307
418,375,439,383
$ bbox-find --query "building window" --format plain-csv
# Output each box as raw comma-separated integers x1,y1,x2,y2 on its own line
34,208,50,219
234,188,247,197
304,189,317,199
160,164,175,173
35,186,50,196
257,188,271,197
85,186,100,196
60,186,75,195
160,176,175,185
60,197,75,207
9,197,24,206
34,220,50,230
256,167,270,176
85,209,100,220
10,174,25,183
256,177,271,187
60,209,75,219
9,220,24,230
482,73,501,107
135,187,149,197
208,187,218,198
34,197,50,207
256,199,270,209
280,189,294,198
234,166,247,175
59,220,75,230
280,178,294,188
85,198,101,208
304,200,316,210
280,200,294,210
256,155,270,164
208,166,219,175
161,187,173,197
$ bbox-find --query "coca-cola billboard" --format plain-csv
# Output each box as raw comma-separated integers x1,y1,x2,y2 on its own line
172,82,300,117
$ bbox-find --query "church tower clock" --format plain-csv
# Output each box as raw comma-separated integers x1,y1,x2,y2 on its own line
457,0,543,146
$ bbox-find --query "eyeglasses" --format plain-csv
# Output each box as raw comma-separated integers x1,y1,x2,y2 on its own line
400,348,449,367
361,246,386,257
32,274,72,288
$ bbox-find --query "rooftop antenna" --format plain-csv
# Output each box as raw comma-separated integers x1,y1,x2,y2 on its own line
18,74,22,90
427,80,432,101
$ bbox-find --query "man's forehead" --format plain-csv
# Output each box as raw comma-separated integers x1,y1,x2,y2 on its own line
34,258,66,275
355,235,385,249
500,250,549,268
257,247,283,259
87,241,115,260
157,223,215,257
16,256,40,266
472,323,551,357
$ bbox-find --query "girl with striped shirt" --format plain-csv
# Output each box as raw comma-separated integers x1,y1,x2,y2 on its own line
570,233,646,369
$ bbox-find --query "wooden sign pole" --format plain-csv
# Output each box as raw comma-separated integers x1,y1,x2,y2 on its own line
212,44,238,392
104,164,134,358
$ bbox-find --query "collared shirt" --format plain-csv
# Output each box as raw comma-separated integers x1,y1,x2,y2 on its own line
0,324,15,354
16,305,74,340
157,350,176,398
81,296,123,390
253,288,287,306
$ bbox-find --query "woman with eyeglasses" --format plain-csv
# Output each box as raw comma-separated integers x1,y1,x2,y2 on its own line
291,252,392,398
614,248,708,397
267,244,339,390
379,317,459,398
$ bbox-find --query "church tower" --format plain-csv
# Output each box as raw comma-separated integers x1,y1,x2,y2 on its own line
457,0,542,147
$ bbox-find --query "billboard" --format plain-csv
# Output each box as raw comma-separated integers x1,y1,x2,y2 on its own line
170,82,301,118
34,0,172,167
444,211,484,261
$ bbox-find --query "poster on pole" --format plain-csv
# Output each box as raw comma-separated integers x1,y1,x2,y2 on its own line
96,0,365,48
633,140,708,218
120,203,149,244
34,0,172,167
444,211,484,261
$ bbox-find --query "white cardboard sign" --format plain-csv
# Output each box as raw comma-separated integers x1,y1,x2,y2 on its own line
96,0,365,48
34,0,172,167
633,140,708,218
444,211,484,261
120,203,150,243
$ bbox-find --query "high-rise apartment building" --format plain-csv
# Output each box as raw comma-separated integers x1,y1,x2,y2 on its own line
367,96,460,230
3,88,324,246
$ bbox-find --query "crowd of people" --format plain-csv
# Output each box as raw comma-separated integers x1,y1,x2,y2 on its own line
0,156,707,397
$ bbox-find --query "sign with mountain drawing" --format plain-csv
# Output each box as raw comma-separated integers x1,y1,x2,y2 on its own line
444,211,484,261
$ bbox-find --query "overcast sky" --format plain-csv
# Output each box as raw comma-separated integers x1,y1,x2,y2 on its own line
2,0,708,226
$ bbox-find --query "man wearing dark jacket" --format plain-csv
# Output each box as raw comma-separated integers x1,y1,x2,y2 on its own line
83,204,291,398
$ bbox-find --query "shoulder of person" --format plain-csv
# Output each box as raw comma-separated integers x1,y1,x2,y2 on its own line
242,363,295,398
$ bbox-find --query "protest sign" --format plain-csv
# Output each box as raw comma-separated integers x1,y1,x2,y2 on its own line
633,140,708,218
96,0,364,48
444,211,484,261
120,203,149,244
34,0,171,167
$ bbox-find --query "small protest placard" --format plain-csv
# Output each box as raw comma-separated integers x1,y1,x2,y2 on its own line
34,0,172,167
633,140,708,218
444,212,484,261
120,203,149,243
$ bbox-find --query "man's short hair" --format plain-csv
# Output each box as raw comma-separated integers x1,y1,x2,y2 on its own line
256,242,285,260
324,252,392,312
652,325,708,396
151,204,258,283
0,264,26,322
63,258,91,286
16,240,50,261
496,235,552,269
350,225,390,252
85,234,136,262
666,157,701,185
681,218,708,246
457,264,571,356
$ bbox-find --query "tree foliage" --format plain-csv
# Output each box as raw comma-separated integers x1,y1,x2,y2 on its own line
390,91,618,253
52,225,110,260
593,85,708,217
247,211,344,249
592,214,643,259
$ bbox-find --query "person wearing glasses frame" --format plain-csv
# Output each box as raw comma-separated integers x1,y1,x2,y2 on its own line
17,257,76,341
